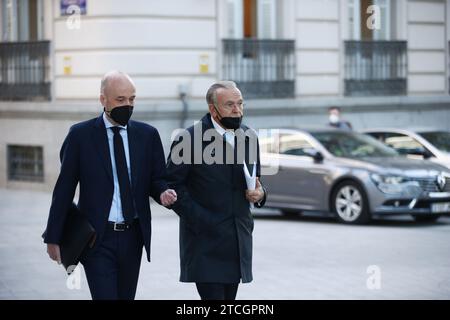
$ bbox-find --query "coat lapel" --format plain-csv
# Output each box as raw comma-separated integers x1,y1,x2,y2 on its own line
93,115,113,183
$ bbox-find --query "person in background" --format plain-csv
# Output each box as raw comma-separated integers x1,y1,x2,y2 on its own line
328,106,353,130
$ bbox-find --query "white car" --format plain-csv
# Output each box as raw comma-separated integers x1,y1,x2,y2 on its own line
362,128,450,170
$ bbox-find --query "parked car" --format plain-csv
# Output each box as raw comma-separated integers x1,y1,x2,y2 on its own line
259,128,450,224
362,128,450,170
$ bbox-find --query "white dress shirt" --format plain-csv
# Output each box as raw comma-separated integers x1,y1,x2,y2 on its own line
103,112,133,223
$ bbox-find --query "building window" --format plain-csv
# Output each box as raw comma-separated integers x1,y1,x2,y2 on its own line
222,38,296,99
1,0,43,42
348,0,392,41
0,40,51,101
7,145,44,182
344,40,407,96
1,0,50,101
226,0,277,39
223,0,293,98
345,0,405,96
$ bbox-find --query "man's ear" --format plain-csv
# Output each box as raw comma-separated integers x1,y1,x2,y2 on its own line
208,104,216,116
100,94,106,109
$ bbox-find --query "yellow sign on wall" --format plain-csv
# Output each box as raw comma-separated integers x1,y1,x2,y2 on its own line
63,56,72,75
199,54,209,74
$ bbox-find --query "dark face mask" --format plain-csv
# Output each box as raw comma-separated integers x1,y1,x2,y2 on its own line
105,105,134,126
214,105,242,130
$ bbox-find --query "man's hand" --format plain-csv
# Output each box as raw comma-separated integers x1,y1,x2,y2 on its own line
47,243,61,264
245,177,265,203
160,189,177,207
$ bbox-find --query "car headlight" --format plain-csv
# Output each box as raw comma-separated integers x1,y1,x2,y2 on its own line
371,174,405,185
370,173,408,194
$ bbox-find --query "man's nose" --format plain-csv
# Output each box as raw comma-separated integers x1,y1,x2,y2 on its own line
231,104,242,112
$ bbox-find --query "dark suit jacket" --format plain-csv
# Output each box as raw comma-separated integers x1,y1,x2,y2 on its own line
329,120,353,130
166,113,266,283
43,114,168,261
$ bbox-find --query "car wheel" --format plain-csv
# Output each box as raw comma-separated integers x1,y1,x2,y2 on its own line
331,181,370,224
412,215,441,223
281,209,301,218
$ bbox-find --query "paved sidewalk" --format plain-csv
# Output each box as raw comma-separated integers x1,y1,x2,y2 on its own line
1,188,450,300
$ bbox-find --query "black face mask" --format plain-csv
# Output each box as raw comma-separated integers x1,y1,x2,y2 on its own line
105,105,134,126
213,106,242,130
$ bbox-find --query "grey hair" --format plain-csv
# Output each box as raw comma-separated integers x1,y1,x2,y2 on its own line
100,70,134,95
206,81,238,106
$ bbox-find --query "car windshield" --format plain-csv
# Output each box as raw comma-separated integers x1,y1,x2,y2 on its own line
310,131,399,158
418,131,450,153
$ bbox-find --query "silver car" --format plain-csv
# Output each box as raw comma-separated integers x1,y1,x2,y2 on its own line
363,128,450,170
260,128,450,224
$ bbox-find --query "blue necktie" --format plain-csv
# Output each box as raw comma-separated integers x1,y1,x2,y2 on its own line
111,127,135,224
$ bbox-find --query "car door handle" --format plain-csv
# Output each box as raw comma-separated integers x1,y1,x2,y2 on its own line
309,169,327,174
262,164,284,170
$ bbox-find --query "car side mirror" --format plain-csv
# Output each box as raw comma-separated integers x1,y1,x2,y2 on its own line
313,151,324,163
422,149,433,159
407,148,433,159
303,148,324,163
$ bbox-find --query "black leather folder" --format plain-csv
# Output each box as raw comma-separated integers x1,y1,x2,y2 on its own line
42,203,96,274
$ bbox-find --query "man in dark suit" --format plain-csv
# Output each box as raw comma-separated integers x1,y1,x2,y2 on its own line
166,81,267,300
44,70,177,300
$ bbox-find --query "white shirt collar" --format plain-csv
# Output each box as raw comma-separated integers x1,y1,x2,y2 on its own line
211,114,233,136
103,112,127,130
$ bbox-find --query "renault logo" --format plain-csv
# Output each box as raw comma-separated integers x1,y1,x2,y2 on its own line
436,173,446,191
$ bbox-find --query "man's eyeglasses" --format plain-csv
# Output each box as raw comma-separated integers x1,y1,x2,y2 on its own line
220,101,244,111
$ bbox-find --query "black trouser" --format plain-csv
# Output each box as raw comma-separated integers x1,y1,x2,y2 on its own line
81,221,143,300
195,283,239,300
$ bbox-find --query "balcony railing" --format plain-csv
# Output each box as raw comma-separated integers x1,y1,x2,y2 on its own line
222,39,295,99
0,41,51,101
344,40,407,97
